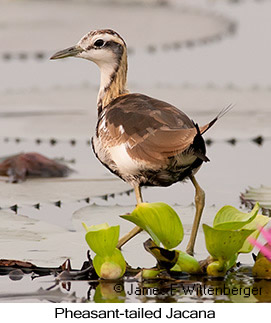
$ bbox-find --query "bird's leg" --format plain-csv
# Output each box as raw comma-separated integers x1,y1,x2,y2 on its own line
186,174,205,256
117,185,143,249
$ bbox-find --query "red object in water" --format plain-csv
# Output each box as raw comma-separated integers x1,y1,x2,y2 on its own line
0,152,73,183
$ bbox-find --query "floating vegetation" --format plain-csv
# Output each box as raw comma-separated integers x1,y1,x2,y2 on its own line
249,226,271,279
83,223,126,279
121,202,184,249
1,201,270,302
203,203,270,276
241,185,271,215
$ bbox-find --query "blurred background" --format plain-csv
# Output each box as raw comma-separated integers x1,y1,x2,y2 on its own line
0,0,270,268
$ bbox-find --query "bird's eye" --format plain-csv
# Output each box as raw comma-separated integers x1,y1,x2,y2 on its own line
94,39,105,48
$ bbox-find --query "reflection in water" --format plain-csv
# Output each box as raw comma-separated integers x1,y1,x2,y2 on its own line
93,282,126,303
0,265,271,302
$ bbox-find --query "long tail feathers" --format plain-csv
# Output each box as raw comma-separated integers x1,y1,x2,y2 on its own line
200,103,234,135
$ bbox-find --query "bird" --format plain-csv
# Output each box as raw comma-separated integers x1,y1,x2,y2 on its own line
51,29,231,255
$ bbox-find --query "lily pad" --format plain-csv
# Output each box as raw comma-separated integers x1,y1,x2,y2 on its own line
203,224,254,261
121,202,183,249
241,185,271,216
213,203,259,230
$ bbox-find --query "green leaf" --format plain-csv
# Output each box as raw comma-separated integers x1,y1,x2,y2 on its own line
93,249,126,279
171,251,201,274
143,238,179,270
207,254,238,277
252,257,271,279
142,268,161,279
83,222,109,232
239,214,270,253
121,202,183,249
203,224,254,261
85,224,119,257
213,203,259,230
206,260,227,277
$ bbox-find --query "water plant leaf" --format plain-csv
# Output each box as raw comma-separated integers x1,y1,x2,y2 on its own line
213,203,259,230
252,257,271,279
239,214,270,253
85,224,120,257
203,224,254,261
143,238,179,270
82,222,109,232
206,260,227,277
93,249,126,279
121,202,183,249
142,268,162,279
171,251,201,274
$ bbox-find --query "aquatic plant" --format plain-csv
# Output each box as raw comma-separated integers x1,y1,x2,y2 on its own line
203,203,270,276
248,226,271,260
82,202,270,280
121,202,184,249
122,203,201,274
83,223,126,279
248,226,271,278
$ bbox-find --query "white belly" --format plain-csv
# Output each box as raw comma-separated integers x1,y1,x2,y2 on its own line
108,144,140,174
92,136,141,176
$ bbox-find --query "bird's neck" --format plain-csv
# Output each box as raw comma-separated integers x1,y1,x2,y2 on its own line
97,51,128,113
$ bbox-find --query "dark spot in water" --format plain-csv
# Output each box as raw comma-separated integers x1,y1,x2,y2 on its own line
50,138,57,145
35,52,45,60
147,45,156,53
205,138,213,146
185,40,195,47
10,204,18,213
54,200,62,208
252,136,264,146
227,138,236,145
3,53,12,60
18,53,27,60
33,203,40,209
85,197,90,203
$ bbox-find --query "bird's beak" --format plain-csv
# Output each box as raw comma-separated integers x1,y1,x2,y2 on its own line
50,45,84,60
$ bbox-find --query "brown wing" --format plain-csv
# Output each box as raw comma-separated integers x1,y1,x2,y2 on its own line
98,93,198,165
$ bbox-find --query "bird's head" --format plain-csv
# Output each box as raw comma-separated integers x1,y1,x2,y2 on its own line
50,29,127,69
